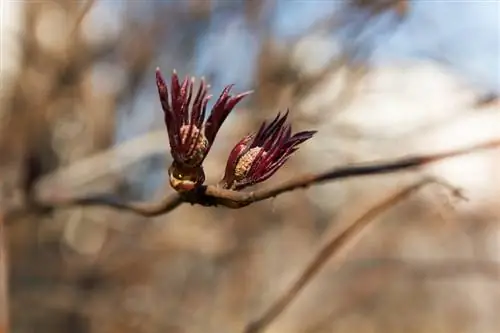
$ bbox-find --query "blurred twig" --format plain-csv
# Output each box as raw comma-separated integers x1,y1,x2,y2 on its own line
34,138,500,216
50,192,184,218
475,93,499,108
242,177,463,333
351,0,409,18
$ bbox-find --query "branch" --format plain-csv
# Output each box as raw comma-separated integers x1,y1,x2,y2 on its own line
35,138,498,216
242,177,462,333
41,193,184,218
200,137,496,207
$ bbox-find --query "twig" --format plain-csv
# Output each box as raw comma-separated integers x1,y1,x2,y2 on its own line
42,192,184,218
242,177,462,333
475,93,499,108
202,138,483,206
36,138,498,216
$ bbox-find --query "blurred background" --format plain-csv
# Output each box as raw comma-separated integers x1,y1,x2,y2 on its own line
0,0,499,332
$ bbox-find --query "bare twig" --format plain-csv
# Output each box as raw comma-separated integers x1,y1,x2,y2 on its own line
202,138,488,206
36,138,498,216
42,192,184,218
242,177,462,333
475,93,499,108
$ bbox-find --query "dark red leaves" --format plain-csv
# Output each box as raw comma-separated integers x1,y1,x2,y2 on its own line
205,87,253,144
221,111,316,190
156,68,316,191
156,68,251,168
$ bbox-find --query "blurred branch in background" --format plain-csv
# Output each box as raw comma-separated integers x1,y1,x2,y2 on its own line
243,177,462,333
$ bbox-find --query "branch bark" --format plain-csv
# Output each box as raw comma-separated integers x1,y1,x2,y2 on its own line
32,138,498,217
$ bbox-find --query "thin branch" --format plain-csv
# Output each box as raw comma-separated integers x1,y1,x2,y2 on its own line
42,192,184,218
475,93,499,108
242,177,462,333
241,138,498,203
35,138,498,216
201,138,495,207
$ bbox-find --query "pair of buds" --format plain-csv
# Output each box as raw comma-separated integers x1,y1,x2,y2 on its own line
156,68,316,193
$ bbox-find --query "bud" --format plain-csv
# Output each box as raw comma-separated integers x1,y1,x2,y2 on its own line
221,111,316,190
156,68,252,192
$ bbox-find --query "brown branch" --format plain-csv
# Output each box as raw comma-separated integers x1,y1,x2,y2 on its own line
242,177,461,333
248,139,497,203
200,137,496,207
43,192,184,218
33,138,498,217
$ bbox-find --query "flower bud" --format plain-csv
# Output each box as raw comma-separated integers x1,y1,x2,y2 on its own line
221,111,316,190
155,68,252,192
